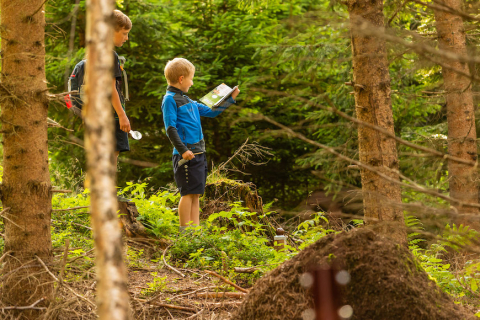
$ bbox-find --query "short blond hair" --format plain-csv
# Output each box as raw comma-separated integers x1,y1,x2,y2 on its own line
164,58,195,85
113,10,132,31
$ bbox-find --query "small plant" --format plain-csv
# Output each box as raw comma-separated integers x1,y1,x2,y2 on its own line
127,248,144,268
141,272,168,296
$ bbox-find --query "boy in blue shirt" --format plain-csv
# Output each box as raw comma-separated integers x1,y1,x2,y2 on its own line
162,58,240,231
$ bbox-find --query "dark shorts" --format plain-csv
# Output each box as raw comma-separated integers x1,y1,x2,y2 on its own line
173,153,207,196
115,120,130,152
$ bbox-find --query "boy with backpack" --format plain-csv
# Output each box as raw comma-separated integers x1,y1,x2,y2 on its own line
68,9,132,160
162,58,240,232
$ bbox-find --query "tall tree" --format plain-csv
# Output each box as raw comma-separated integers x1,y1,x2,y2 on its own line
347,0,405,242
0,0,53,312
84,0,130,318
433,0,479,223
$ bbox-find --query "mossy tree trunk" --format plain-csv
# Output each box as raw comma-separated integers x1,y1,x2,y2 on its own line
0,0,53,313
433,0,480,224
84,0,130,318
347,0,406,243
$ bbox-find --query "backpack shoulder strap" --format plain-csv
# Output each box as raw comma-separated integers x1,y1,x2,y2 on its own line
117,55,129,101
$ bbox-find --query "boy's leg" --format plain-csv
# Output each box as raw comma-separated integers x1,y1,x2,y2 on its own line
178,194,195,226
190,194,200,225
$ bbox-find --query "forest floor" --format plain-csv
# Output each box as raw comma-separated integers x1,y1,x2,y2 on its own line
45,237,245,320
2,182,480,319
126,240,243,319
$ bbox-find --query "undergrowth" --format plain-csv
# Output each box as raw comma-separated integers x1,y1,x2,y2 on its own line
406,215,480,315
2,178,480,315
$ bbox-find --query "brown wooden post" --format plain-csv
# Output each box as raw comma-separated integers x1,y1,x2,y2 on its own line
84,0,131,318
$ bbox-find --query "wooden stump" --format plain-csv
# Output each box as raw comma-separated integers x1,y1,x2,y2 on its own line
117,201,148,238
202,180,263,216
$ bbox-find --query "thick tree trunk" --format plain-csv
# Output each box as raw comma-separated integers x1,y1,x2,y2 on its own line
84,0,130,318
0,0,53,313
347,0,405,242
433,0,480,224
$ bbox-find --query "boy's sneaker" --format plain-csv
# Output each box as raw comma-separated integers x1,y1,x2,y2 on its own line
117,195,132,202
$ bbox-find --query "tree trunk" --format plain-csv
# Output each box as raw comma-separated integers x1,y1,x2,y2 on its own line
347,0,405,242
433,0,480,224
0,0,53,314
84,0,130,318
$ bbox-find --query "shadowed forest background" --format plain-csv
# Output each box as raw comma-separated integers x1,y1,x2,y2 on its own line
44,0,477,212
2,0,480,318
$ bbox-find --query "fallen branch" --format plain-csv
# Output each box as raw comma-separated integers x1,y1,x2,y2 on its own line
0,297,47,310
135,298,197,313
162,245,185,278
205,270,249,293
204,301,243,308
51,189,73,193
152,302,196,313
195,292,246,299
53,206,89,211
233,267,258,274
170,286,219,301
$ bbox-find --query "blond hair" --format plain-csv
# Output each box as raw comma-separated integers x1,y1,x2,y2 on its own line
164,58,195,85
113,10,132,31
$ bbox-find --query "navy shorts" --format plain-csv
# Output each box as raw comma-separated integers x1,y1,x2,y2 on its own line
115,120,130,152
173,153,207,196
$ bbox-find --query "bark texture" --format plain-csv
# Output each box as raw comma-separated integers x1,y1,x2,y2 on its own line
117,201,148,238
0,0,53,312
433,0,479,223
347,0,405,242
84,0,130,318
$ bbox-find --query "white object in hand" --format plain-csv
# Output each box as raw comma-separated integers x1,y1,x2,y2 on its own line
129,130,142,140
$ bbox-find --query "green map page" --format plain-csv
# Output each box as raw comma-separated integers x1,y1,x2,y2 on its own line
199,83,233,109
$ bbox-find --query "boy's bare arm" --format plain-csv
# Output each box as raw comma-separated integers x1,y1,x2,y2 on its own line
111,79,131,132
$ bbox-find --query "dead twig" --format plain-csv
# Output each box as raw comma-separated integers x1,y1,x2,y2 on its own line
204,301,243,308
185,309,205,319
170,286,219,301
53,206,89,211
204,270,249,293
233,267,257,274
0,207,23,230
195,292,246,299
162,245,185,278
0,251,13,263
35,255,96,308
134,298,197,313
54,239,69,294
52,219,92,231
0,297,47,310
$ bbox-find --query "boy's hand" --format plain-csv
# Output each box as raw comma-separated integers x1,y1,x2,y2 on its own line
232,87,240,100
119,115,131,132
182,150,195,161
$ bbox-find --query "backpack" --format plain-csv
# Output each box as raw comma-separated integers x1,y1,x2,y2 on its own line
65,55,129,116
